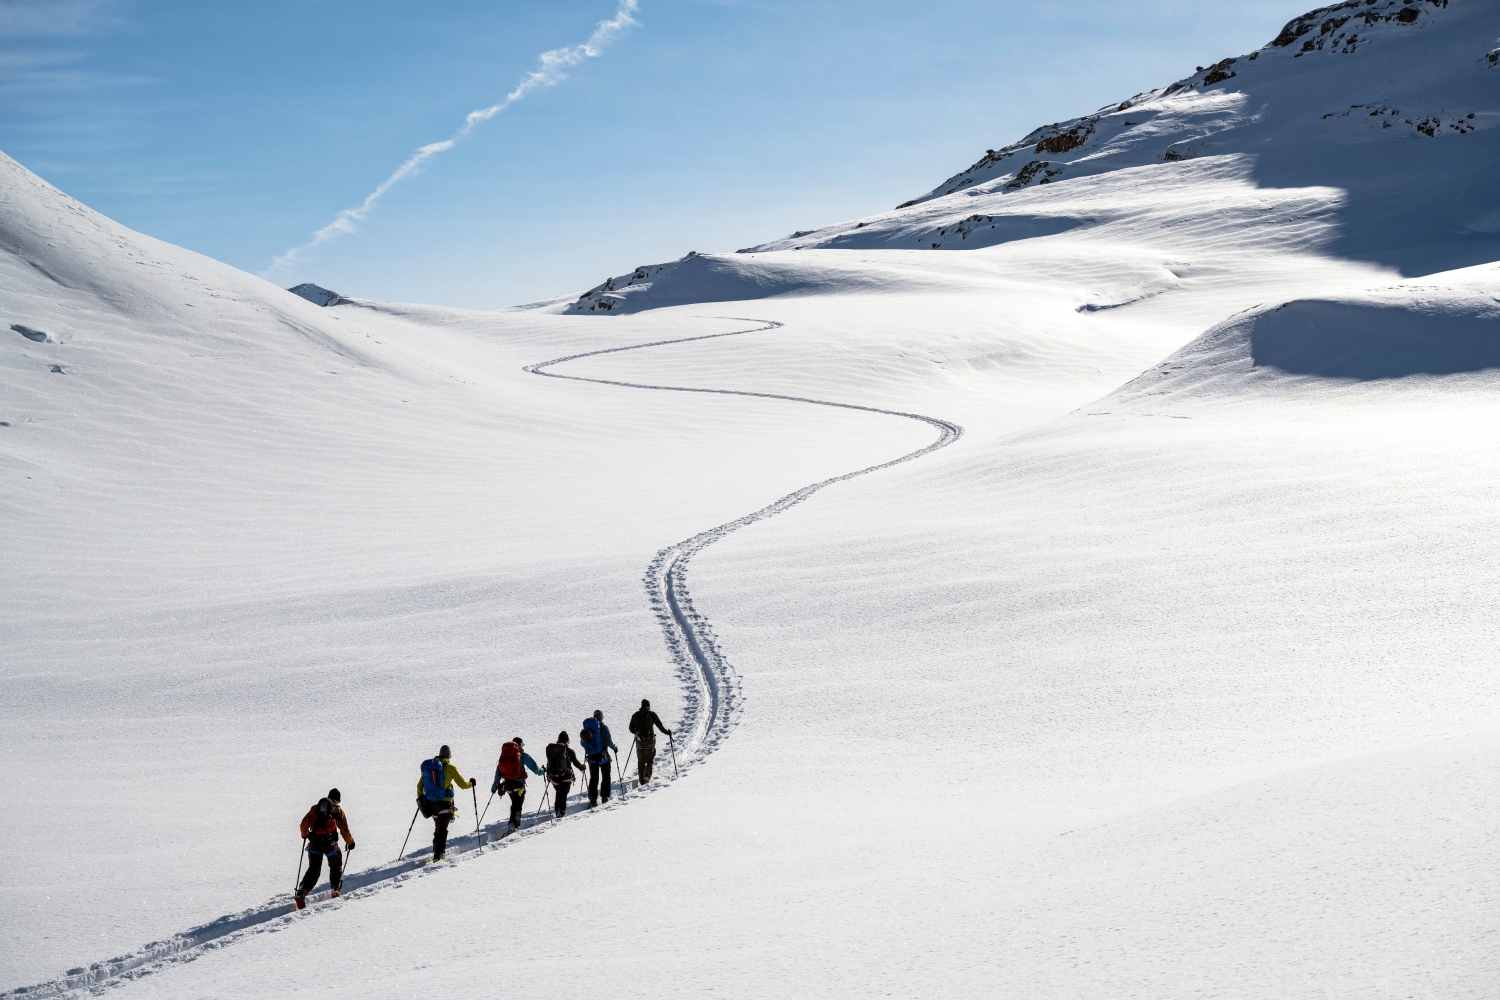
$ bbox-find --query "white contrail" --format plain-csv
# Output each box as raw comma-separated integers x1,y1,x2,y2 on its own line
269,0,639,277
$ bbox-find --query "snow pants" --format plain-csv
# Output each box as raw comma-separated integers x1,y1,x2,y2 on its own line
298,847,343,897
588,759,611,805
554,780,571,818
504,779,526,828
637,740,656,783
432,811,452,858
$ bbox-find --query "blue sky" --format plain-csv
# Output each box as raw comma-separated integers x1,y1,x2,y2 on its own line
1,0,1316,308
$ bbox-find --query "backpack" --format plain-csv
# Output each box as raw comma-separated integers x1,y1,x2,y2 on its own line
420,757,447,801
545,743,571,783
498,742,523,782
310,797,338,837
581,718,602,758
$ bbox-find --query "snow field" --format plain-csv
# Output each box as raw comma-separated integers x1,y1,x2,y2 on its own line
72,255,1500,995
0,165,938,989
7,0,1500,992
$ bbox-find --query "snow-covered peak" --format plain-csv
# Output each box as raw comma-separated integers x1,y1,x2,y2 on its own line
893,0,1476,209
734,0,1498,272
570,0,1498,314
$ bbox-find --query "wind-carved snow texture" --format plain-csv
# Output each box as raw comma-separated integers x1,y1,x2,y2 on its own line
525,318,963,759
5,319,959,1000
10,323,51,343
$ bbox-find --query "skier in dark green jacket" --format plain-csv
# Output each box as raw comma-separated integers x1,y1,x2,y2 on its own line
628,699,672,784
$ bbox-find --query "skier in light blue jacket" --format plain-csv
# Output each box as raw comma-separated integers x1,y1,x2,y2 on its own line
492,737,543,832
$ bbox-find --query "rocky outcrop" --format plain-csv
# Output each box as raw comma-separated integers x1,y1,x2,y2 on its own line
570,254,697,313
1271,0,1448,53
287,283,346,307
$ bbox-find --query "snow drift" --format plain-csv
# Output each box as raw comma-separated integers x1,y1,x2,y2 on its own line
1112,261,1500,406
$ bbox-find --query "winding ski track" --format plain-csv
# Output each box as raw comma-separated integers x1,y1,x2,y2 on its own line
525,318,962,760
7,317,961,999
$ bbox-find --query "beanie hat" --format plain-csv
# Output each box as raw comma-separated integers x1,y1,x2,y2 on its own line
439,745,451,759
327,788,341,803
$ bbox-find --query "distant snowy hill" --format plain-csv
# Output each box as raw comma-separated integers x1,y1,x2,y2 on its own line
570,0,1499,314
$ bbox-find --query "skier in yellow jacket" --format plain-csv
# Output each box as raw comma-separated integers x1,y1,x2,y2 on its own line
417,745,475,861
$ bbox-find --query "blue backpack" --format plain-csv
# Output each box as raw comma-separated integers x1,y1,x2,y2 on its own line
581,718,603,759
421,757,447,801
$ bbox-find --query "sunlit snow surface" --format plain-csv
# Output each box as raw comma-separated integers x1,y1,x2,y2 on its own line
5,0,1500,996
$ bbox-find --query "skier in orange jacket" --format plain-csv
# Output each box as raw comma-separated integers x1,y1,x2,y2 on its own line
296,789,355,908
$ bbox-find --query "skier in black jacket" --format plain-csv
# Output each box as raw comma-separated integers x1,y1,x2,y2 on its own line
544,731,586,818
628,699,673,784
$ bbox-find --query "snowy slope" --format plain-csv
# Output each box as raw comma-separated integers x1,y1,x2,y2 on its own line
55,250,1500,999
571,0,1499,315
7,0,1500,996
0,153,934,989
1119,259,1500,391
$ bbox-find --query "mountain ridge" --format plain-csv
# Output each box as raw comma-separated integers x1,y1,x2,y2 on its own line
568,0,1498,314
903,0,1466,209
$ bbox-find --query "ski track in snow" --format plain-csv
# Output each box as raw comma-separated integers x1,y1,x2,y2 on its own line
6,317,961,999
525,318,962,760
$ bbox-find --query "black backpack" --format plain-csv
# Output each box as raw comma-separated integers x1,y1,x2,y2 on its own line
546,743,571,782
309,797,338,842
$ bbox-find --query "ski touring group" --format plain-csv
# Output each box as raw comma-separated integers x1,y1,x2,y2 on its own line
292,700,674,909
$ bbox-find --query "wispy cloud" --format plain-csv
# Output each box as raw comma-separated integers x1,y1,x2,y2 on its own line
268,0,639,278
0,0,125,38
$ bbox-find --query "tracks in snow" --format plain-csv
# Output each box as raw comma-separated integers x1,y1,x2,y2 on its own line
525,317,962,762
8,316,960,999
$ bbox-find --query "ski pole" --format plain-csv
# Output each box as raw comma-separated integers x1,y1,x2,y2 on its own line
621,740,635,791
472,785,480,845
668,732,680,778
294,837,306,895
397,804,420,861
337,845,354,893
479,790,496,828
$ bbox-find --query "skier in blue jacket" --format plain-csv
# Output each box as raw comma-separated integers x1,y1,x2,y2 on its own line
583,711,620,807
